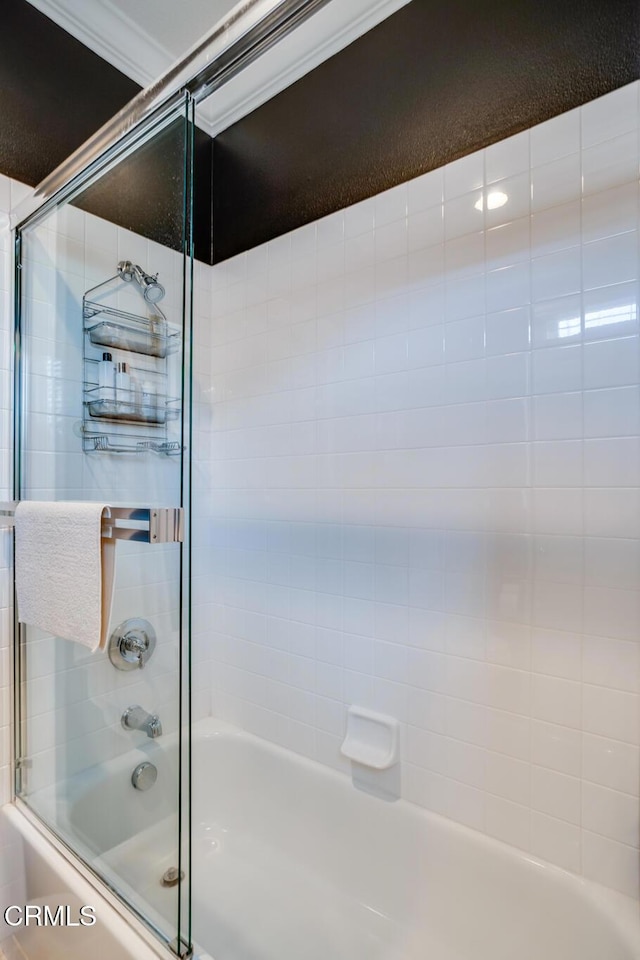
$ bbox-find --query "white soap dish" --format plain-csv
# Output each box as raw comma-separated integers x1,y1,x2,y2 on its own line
340,706,399,770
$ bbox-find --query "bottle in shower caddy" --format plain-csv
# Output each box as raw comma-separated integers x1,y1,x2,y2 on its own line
97,352,115,401
140,379,158,421
115,361,132,408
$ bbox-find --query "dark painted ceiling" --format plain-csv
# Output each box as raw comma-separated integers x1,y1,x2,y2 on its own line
213,0,640,262
0,2,139,187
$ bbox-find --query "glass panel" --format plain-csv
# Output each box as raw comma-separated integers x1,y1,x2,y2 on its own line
14,98,192,955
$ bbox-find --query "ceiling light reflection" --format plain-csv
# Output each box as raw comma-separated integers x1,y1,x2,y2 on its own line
474,190,508,212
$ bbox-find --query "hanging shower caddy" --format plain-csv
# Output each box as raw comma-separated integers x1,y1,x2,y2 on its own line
82,261,182,454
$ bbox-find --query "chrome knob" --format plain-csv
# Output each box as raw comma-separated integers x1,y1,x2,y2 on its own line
131,761,157,791
109,618,156,671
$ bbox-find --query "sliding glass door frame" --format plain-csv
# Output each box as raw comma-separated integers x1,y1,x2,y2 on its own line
12,90,195,958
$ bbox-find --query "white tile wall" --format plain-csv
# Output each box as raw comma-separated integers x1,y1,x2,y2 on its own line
2,82,640,908
197,81,640,899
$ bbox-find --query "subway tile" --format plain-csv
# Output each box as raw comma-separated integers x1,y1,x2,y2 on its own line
408,205,445,252
584,535,640,590
531,153,581,212
345,199,375,238
530,108,580,166
375,183,408,226
532,580,583,633
486,219,531,272
485,750,530,806
584,488,640,540
485,352,530,400
581,82,639,148
486,130,530,183
584,586,640,642
485,795,530,851
531,812,581,873
582,733,640,796
445,191,485,239
532,440,582,487
485,307,530,356
484,173,531,229
583,635,639,693
584,385,640,438
531,201,581,256
532,345,582,395
486,262,531,313
533,392,582,441
407,169,444,214
583,281,639,341
446,231,485,278
581,181,639,244
444,151,484,199
444,315,485,361
582,831,640,899
583,684,639,744
532,719,582,777
532,247,581,302
531,628,582,680
531,295,582,347
531,765,581,824
583,232,639,291
584,437,640,487
584,337,640,390
532,674,581,728
582,131,639,196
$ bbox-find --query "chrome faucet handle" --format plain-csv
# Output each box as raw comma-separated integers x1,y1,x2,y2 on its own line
109,619,156,671
123,633,147,666
147,715,163,738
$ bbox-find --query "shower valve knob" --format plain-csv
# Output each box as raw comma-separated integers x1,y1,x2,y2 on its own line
108,618,156,671
123,634,147,665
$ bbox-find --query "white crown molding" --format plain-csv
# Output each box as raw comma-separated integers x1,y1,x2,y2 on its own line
26,0,411,138
197,0,411,137
27,0,172,88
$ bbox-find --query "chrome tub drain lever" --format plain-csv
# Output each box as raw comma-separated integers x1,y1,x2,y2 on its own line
161,866,184,887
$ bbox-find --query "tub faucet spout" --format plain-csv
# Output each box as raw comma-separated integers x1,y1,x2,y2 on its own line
121,705,162,739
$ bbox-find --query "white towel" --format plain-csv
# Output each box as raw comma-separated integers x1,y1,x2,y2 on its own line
15,501,115,652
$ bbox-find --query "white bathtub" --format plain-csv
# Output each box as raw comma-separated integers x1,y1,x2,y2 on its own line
25,718,640,959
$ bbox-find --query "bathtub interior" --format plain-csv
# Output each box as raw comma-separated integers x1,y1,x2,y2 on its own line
21,737,181,942
26,718,640,960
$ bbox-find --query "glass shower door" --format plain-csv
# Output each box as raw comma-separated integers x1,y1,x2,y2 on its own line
13,96,193,956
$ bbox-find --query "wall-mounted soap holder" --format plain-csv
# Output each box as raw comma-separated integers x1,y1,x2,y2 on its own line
340,706,400,769
109,618,156,671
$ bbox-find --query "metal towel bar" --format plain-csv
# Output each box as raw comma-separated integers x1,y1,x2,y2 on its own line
0,502,184,544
